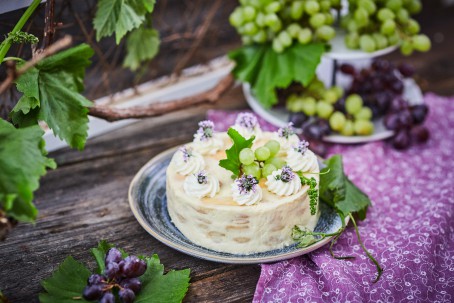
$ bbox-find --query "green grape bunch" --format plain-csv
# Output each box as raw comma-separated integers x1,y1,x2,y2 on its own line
230,0,341,53
341,0,431,54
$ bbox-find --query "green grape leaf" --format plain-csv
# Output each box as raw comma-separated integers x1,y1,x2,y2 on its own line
123,27,160,71
39,257,91,303
318,155,370,220
0,119,55,222
219,127,255,177
319,154,346,207
39,242,190,303
12,44,94,150
229,42,326,108
336,178,370,220
135,255,190,303
93,0,154,44
90,240,114,274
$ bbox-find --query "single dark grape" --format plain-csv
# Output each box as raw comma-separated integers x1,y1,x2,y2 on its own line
411,125,430,143
398,63,415,78
120,278,142,294
392,129,411,150
119,288,136,303
390,81,404,94
289,112,308,128
105,262,120,280
333,98,346,113
369,104,381,119
410,104,429,124
372,59,391,72
371,78,384,91
100,292,115,303
105,248,123,265
303,123,323,141
120,256,147,278
317,119,331,136
384,113,401,130
390,97,407,112
340,63,355,75
375,91,393,114
398,110,413,128
82,284,104,301
88,274,105,286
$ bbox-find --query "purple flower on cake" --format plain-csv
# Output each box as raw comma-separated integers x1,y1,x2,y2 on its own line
196,120,214,141
235,174,259,195
235,113,258,131
196,171,208,184
275,165,295,183
277,123,296,139
179,146,193,163
293,140,309,155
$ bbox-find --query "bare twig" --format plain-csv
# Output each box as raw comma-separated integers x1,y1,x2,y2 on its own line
0,36,72,95
88,73,234,122
43,0,56,47
172,0,222,76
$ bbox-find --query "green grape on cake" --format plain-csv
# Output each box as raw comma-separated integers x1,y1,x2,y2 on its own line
229,0,338,53
341,0,431,55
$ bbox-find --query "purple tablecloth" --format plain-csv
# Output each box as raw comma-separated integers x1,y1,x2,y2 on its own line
207,93,454,303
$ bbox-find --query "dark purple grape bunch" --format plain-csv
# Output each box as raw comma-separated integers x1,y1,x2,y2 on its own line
340,60,415,118
384,98,430,150
82,248,147,303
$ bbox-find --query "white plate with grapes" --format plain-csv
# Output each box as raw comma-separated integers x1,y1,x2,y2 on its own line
243,77,424,144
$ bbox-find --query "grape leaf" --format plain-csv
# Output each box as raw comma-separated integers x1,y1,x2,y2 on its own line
123,27,160,71
219,127,255,177
94,0,154,44
0,119,55,222
135,255,190,303
11,44,94,150
319,154,346,207
229,42,326,108
39,241,190,303
39,257,91,303
319,155,370,220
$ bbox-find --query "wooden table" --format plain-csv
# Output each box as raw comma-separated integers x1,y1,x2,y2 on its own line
1,3,453,300
0,88,263,303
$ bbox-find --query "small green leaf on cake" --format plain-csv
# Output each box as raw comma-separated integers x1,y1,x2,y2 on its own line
219,127,255,177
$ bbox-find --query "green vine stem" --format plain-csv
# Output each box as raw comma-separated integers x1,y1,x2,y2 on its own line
349,214,383,283
0,0,41,63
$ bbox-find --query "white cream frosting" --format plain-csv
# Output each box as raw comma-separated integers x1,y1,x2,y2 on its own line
175,148,205,176
274,133,300,152
183,173,220,198
286,149,318,173
192,133,224,155
266,169,302,196
231,125,262,141
231,182,263,206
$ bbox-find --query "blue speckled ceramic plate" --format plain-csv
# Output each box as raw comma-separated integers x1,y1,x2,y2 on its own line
129,147,345,264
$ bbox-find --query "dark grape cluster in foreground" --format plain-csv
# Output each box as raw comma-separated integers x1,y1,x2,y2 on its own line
82,248,147,303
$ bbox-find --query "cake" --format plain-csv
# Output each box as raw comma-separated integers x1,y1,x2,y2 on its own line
166,114,320,254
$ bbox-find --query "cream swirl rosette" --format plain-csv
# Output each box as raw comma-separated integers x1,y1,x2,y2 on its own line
183,171,220,198
192,120,224,155
175,146,205,175
232,112,262,140
266,166,302,196
273,123,300,152
231,175,262,205
286,141,318,173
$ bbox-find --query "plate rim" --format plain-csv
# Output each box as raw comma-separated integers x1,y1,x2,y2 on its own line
129,146,349,264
